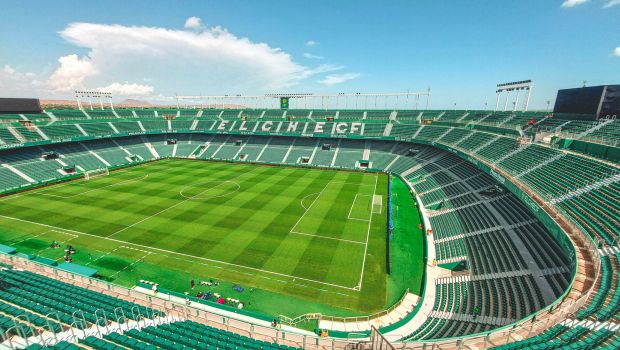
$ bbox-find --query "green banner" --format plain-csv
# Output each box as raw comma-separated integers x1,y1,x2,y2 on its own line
280,97,289,109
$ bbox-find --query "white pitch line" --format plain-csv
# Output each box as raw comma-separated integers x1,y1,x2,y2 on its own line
0,170,148,202
106,169,255,239
11,229,53,245
85,246,125,267
178,180,240,200
348,194,359,219
289,230,366,245
38,174,149,199
347,194,373,221
326,180,377,187
299,192,320,210
0,214,357,291
356,174,379,290
110,251,152,278
289,180,333,234
36,230,79,255
347,217,370,222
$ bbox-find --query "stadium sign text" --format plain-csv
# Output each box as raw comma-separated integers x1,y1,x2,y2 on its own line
216,121,364,135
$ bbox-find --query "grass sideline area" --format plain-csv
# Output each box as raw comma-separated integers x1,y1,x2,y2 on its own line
387,177,425,304
0,158,427,318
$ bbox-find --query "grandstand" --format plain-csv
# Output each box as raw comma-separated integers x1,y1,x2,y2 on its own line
0,104,618,350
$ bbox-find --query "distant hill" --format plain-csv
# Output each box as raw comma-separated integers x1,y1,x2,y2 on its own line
117,99,153,107
40,99,78,108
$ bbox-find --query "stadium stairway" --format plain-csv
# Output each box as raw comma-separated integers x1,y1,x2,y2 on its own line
0,265,305,350
0,268,169,349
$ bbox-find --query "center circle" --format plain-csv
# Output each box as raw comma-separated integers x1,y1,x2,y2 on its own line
179,180,240,200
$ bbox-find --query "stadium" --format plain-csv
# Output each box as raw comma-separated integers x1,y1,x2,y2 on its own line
0,1,618,349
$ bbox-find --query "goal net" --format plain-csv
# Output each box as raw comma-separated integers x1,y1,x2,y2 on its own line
372,195,383,214
84,168,109,180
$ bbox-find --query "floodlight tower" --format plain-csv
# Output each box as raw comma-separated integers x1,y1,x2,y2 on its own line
75,90,114,110
495,80,532,112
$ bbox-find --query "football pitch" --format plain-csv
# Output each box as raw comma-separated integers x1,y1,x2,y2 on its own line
0,159,399,316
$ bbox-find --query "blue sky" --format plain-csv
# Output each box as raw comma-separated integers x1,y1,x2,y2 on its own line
0,0,618,109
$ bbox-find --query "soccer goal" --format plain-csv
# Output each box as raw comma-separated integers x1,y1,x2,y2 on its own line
372,195,383,214
84,168,109,180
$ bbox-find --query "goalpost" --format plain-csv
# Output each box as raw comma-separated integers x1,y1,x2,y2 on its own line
84,168,109,180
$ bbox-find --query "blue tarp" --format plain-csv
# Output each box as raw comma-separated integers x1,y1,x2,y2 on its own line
0,244,17,255
32,257,58,266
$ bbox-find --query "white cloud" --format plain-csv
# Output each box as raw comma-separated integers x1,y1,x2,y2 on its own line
305,40,317,46
47,54,98,92
184,16,203,30
0,65,45,97
1,22,348,99
613,47,620,57
561,0,590,7
296,64,343,80
56,22,329,92
603,0,620,7
96,82,154,96
303,52,324,60
318,73,360,86
3,65,15,75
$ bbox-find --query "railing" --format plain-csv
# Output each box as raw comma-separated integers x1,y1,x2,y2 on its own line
318,288,411,325
369,326,397,350
0,253,360,350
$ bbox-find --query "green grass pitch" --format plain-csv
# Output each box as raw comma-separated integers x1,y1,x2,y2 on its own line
0,159,422,317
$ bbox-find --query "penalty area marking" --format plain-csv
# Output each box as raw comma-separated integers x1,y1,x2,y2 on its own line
109,250,153,278
289,175,380,291
288,230,366,245
0,171,149,203
35,230,79,255
37,174,150,199
300,192,320,210
347,194,373,222
0,214,358,291
292,179,377,232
